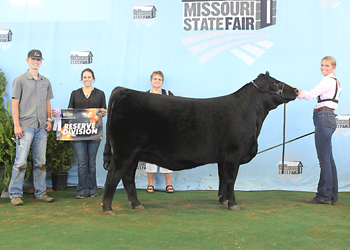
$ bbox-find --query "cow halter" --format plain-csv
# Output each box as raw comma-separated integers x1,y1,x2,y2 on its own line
252,79,287,174
251,80,285,100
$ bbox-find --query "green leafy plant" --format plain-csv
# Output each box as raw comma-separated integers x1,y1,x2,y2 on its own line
0,69,15,189
0,69,32,189
0,102,16,189
46,124,76,174
0,69,6,102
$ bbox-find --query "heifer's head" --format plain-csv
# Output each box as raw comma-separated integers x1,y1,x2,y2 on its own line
252,72,298,104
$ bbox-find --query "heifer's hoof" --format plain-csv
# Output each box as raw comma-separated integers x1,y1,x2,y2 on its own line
102,210,116,215
134,204,145,210
219,197,228,205
228,205,240,210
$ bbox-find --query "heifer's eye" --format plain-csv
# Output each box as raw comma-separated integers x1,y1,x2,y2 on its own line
273,82,277,86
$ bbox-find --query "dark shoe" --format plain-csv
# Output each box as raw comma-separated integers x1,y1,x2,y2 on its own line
166,185,174,193
147,185,154,193
306,198,331,204
306,198,317,204
36,194,53,203
90,193,99,198
11,197,24,206
76,194,86,199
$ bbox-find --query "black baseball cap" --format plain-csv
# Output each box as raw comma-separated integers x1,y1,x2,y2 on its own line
27,49,44,60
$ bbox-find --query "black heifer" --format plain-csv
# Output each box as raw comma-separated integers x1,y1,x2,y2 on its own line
102,72,298,214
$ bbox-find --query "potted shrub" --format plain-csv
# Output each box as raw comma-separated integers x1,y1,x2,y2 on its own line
0,69,16,196
0,102,16,194
46,124,76,191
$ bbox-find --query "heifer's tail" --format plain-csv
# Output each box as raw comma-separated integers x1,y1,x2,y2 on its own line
103,87,118,170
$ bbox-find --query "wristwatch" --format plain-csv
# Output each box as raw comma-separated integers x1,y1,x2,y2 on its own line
47,118,52,121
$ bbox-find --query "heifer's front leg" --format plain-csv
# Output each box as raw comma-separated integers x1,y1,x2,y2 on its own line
122,160,144,210
217,163,228,204
225,163,240,210
102,160,123,215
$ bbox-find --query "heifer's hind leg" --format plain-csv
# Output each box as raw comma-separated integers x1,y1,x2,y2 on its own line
122,160,144,210
103,137,112,170
217,163,228,204
102,158,124,215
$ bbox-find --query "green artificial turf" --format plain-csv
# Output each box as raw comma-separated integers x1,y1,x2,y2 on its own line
1,188,349,250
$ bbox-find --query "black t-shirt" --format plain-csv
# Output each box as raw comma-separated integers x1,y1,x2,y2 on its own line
68,87,107,109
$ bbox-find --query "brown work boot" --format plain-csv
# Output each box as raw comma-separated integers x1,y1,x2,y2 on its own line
11,197,24,206
306,198,331,204
36,194,54,203
306,198,317,204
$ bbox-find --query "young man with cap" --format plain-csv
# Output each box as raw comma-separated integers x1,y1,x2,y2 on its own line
9,49,54,206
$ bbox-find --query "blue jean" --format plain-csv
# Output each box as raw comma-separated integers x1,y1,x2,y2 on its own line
9,126,48,199
313,110,338,204
73,140,101,196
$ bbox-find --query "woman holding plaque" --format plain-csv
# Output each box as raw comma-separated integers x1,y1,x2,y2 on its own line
53,68,107,199
297,56,341,205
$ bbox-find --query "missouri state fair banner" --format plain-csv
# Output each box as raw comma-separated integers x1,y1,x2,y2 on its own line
56,109,103,141
1,0,350,192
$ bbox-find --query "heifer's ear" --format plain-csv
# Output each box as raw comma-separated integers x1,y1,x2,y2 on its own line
255,73,268,90
265,71,270,77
